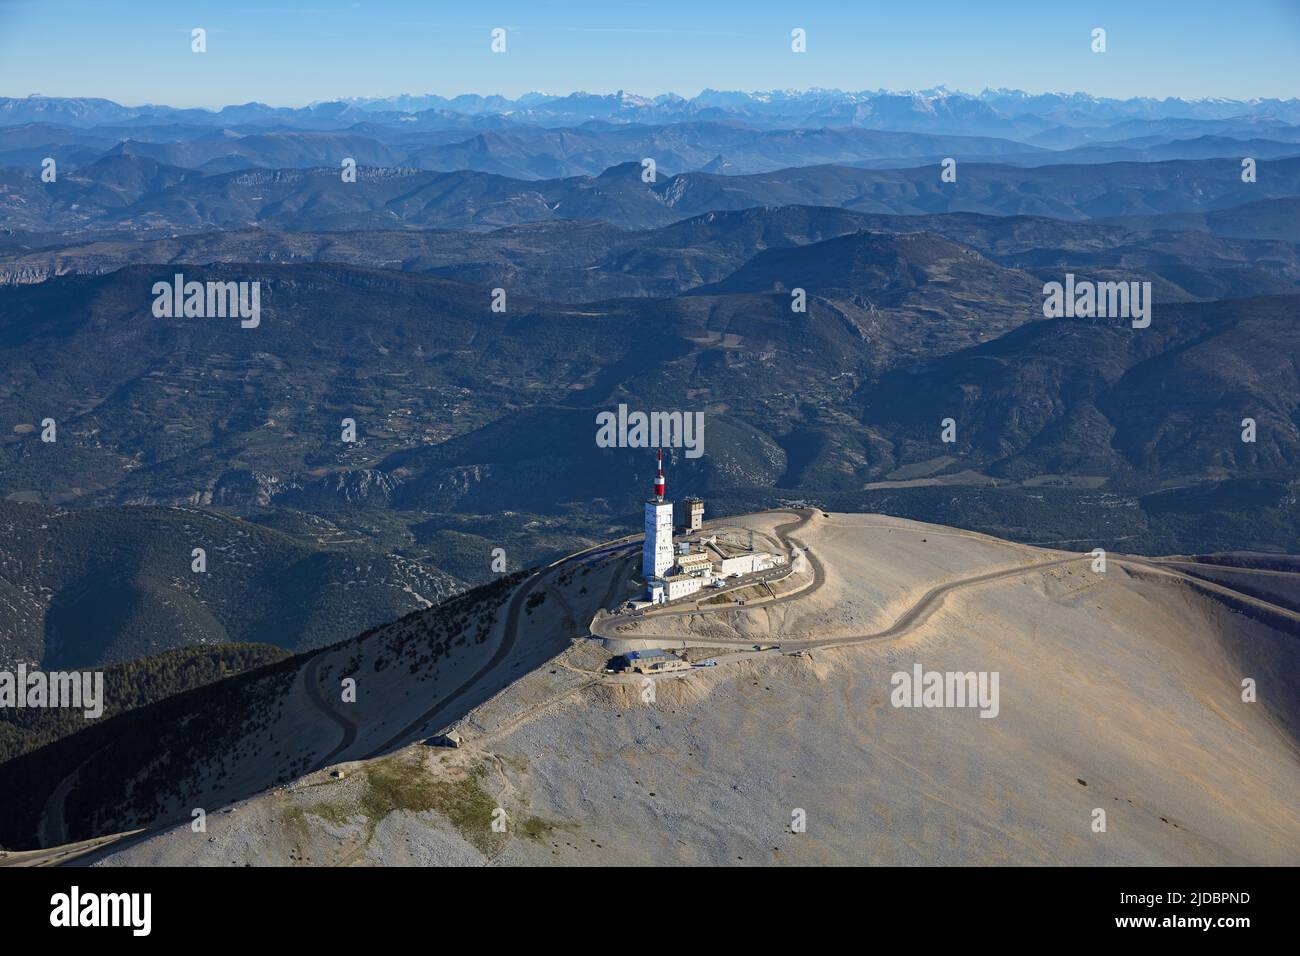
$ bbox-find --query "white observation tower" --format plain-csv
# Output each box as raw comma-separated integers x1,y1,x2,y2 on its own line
642,449,674,580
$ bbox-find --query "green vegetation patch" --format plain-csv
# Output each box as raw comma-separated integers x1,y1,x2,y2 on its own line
518,815,570,843
353,758,505,854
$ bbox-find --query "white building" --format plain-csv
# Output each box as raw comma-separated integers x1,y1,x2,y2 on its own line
651,572,706,602
719,554,758,577
642,450,674,580
643,502,673,579
675,552,713,577
620,649,691,674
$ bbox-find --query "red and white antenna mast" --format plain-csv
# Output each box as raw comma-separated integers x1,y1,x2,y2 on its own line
654,448,665,501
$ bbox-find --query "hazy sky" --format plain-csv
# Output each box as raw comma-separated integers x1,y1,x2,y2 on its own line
1,0,1298,108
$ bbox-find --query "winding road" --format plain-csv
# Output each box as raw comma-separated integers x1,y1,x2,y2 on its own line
593,549,1083,649
304,652,358,771
360,536,641,759
591,510,1300,651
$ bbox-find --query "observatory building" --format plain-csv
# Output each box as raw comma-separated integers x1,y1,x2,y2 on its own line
637,451,784,606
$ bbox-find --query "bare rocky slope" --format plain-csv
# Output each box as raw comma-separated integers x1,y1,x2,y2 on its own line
79,511,1300,866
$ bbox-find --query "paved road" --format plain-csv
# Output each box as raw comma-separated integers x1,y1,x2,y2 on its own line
37,765,78,849
304,652,358,772
804,554,1082,650
25,650,360,866
360,571,543,758
1117,556,1300,624
13,552,591,866
1147,557,1300,580
361,539,639,759
595,530,1300,654
597,550,1085,649
0,829,148,868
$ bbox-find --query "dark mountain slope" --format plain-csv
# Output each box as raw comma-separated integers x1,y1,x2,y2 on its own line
4,156,1298,235
855,295,1300,481
0,262,626,506
5,261,1298,518
0,642,289,763
0,499,462,668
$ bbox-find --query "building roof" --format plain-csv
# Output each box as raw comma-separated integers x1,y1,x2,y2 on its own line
625,648,669,660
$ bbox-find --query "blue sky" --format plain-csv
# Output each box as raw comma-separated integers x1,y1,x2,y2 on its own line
1,0,1298,107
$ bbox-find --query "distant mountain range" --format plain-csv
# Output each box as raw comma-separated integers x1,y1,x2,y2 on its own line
6,89,1300,135
3,154,1297,238
4,122,1297,180
2,90,1298,180
5,199,1297,312
0,120,1050,178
